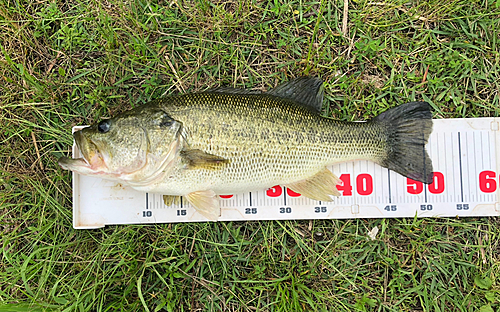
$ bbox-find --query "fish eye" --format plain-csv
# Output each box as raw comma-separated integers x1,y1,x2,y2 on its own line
159,114,174,127
97,120,111,133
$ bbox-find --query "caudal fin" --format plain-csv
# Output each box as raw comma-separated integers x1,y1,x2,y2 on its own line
372,101,434,184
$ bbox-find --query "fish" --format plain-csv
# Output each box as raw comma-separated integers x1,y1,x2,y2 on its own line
58,77,434,220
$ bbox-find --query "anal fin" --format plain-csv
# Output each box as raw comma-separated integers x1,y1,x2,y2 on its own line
186,190,220,221
285,167,341,202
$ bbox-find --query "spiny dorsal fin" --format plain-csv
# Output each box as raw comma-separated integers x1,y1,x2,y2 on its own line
267,77,324,114
206,77,324,113
205,86,263,95
180,148,229,170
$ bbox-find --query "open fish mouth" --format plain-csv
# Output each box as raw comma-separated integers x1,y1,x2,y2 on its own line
75,131,104,165
58,156,90,171
57,130,109,175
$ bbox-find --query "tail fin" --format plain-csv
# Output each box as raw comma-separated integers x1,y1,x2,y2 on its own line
372,102,434,184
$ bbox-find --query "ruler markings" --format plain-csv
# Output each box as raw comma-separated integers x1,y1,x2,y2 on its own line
462,132,466,203
450,132,455,202
480,131,484,169
458,132,464,203
133,129,493,215
479,132,482,203
424,178,428,203
394,171,400,204
467,132,473,202
371,161,375,205
346,162,351,206
431,132,440,203
351,161,356,206
441,132,445,203
376,162,382,204
450,132,454,203
488,129,496,203
370,160,374,205
424,131,428,204
476,132,483,200
487,131,493,203
363,160,367,205
337,163,343,206
73,118,500,228
467,131,471,202
443,132,450,203
432,131,439,203
465,131,469,202
483,131,490,201
440,131,445,204
441,131,445,204
466,132,476,202
341,167,346,206
488,130,492,169
387,169,391,204
480,131,485,202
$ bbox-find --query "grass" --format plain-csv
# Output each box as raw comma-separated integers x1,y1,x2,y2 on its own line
1,0,500,310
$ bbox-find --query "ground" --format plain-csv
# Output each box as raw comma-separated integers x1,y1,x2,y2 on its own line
1,0,500,311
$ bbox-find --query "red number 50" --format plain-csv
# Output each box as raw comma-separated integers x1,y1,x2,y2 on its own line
407,172,445,194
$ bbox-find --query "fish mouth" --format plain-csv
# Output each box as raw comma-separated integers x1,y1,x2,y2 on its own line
57,130,109,175
75,131,104,166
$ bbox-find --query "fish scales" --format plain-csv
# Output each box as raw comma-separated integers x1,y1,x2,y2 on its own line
58,77,433,220
148,92,388,195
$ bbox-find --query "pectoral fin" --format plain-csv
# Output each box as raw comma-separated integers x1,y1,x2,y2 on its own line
163,195,181,206
285,167,341,202
186,190,220,221
181,149,229,170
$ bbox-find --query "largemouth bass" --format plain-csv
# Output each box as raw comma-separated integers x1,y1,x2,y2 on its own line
59,77,433,220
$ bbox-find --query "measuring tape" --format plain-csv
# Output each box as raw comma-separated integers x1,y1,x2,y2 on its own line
72,118,500,229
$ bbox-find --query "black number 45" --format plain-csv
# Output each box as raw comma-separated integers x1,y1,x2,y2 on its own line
384,205,397,211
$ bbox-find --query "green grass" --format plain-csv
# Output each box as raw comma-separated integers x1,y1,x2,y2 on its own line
1,0,500,310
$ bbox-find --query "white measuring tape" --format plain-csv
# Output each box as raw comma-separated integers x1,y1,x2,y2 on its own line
72,118,500,229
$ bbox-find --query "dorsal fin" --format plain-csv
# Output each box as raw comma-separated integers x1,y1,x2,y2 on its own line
205,77,325,114
205,86,263,95
267,77,324,114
